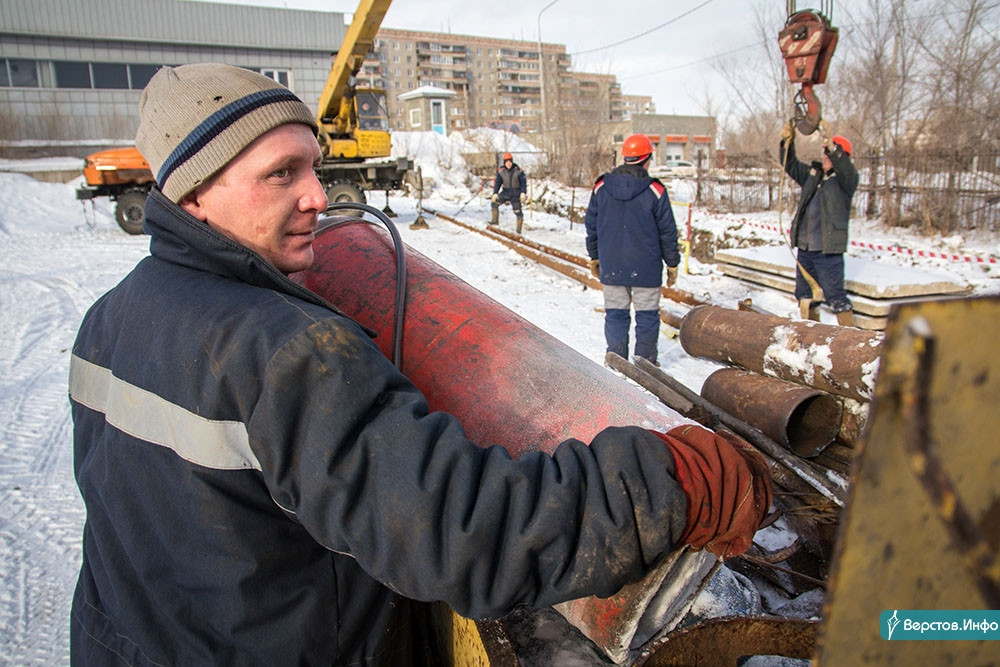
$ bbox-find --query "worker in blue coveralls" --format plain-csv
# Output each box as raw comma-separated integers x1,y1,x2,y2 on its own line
586,134,680,365
490,151,528,233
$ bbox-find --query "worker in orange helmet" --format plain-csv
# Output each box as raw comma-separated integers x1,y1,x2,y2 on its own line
780,122,859,326
585,133,680,365
490,151,528,233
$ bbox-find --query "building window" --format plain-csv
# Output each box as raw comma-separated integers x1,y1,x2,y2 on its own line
92,63,129,89
261,69,290,87
129,64,160,89
7,59,39,87
53,61,91,88
409,108,421,127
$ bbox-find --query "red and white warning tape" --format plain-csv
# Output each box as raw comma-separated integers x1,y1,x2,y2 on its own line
727,218,998,265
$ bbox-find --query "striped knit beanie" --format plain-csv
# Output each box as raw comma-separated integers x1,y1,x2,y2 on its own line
135,63,317,203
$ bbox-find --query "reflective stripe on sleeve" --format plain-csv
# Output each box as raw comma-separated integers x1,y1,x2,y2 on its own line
69,354,261,471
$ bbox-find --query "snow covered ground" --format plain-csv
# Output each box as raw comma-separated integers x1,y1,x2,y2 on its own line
1,132,997,663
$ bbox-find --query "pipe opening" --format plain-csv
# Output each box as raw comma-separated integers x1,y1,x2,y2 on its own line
786,394,842,458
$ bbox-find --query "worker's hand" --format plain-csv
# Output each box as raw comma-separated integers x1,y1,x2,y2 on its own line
652,425,773,560
666,265,678,288
520,193,527,205
490,193,499,203
780,120,795,142
588,258,600,279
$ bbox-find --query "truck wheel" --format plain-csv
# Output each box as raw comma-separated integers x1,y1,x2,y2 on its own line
325,181,366,217
115,191,148,235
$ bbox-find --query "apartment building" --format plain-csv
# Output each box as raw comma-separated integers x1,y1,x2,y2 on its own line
369,28,624,134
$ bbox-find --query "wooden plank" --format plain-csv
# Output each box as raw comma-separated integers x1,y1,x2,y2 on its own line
715,246,971,299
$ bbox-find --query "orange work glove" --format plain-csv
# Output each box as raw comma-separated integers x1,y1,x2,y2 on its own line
666,265,678,288
652,425,772,559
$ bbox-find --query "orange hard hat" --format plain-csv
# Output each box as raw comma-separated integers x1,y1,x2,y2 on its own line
830,135,852,156
503,152,513,161
622,134,653,162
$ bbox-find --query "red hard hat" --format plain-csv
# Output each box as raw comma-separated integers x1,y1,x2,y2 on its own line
622,134,653,162
831,135,852,156
503,152,513,161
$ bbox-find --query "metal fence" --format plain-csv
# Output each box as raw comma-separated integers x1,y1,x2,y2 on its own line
694,150,1000,233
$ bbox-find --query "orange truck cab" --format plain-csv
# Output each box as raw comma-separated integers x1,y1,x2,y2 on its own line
76,146,155,234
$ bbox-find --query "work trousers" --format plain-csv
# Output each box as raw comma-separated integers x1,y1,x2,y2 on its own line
794,250,852,313
491,192,523,218
603,285,661,364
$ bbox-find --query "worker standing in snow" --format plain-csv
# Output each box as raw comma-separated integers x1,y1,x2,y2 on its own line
780,121,859,326
490,151,528,233
68,64,770,666
585,133,680,366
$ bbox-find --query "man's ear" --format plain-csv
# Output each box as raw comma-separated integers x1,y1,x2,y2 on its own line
178,189,208,221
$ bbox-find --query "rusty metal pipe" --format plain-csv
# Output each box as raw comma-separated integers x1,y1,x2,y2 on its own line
679,305,882,403
628,356,848,506
701,368,842,458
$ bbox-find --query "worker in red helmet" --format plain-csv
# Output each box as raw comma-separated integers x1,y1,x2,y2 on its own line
585,133,680,365
780,122,860,326
490,151,528,233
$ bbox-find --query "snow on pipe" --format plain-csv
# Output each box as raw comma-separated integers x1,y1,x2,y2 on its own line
294,218,714,663
679,305,883,404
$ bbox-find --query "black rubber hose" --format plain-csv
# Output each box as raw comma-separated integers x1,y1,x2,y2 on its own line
317,203,407,369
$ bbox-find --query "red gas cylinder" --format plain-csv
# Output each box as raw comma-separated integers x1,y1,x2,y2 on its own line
294,218,708,661
296,219,689,451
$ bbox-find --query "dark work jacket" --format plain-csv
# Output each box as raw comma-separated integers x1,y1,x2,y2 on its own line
780,138,859,254
584,164,680,287
493,163,527,195
69,188,690,665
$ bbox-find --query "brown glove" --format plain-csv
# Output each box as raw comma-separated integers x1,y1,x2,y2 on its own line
666,265,678,288
652,425,772,560
780,120,795,142
588,258,600,279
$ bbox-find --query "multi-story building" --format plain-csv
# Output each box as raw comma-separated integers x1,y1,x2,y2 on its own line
1,0,704,163
367,28,624,135
621,95,656,119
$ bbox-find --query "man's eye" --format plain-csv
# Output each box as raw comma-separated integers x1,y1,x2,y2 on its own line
272,167,291,179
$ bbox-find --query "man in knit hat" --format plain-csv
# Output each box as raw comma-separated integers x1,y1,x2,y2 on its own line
69,63,770,665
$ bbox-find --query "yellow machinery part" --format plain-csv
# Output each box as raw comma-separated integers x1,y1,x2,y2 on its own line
817,296,1000,664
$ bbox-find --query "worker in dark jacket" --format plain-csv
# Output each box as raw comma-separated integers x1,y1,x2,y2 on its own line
69,64,770,666
780,122,859,326
490,151,528,232
585,134,680,365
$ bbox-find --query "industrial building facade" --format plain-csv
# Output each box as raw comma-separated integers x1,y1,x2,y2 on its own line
1,0,712,165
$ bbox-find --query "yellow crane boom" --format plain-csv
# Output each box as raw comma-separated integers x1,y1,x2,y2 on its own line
316,0,394,160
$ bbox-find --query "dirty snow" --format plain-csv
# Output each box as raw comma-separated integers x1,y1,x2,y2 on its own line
2,128,998,664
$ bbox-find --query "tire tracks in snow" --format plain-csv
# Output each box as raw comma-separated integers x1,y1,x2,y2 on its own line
0,228,148,664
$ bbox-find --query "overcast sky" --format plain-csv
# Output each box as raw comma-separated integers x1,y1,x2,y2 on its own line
208,0,821,116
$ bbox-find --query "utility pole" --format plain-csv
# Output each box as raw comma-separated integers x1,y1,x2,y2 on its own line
536,0,560,137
